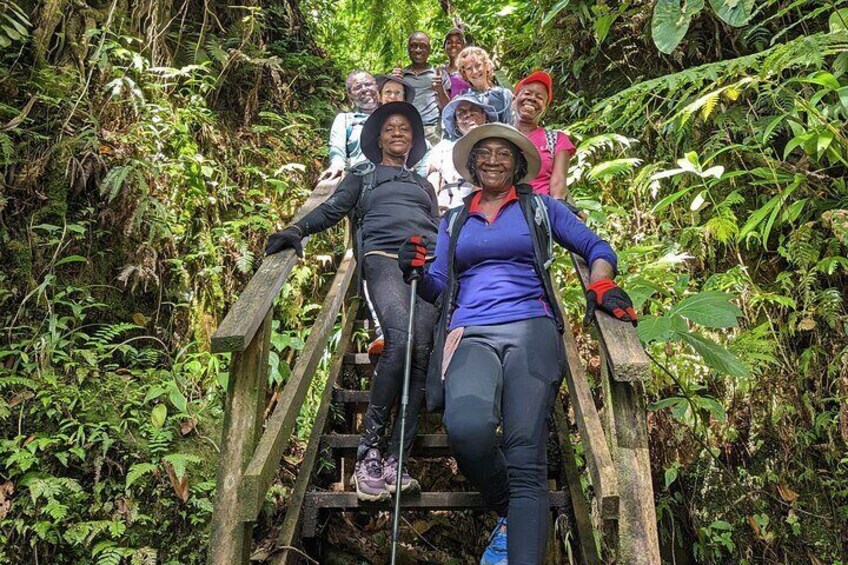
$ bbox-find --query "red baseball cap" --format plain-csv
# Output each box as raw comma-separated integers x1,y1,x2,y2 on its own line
515,71,553,102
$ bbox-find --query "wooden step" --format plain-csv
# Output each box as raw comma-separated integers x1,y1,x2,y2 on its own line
300,490,570,537
321,434,452,457
332,389,370,404
306,490,569,509
343,352,372,366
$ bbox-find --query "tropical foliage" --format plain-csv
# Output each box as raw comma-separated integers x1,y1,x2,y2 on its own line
1,0,846,563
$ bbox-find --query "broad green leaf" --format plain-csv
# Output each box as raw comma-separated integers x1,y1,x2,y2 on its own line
168,387,188,413
542,0,572,27
837,86,848,111
669,291,742,328
652,0,705,54
151,404,167,429
738,194,780,239
677,331,748,377
652,186,693,213
801,71,840,90
637,316,674,343
695,395,728,422
664,465,679,489
829,8,848,33
143,385,166,403
816,130,834,159
709,0,755,26
594,13,617,44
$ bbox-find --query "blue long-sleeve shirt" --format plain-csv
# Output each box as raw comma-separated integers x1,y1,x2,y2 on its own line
419,190,617,330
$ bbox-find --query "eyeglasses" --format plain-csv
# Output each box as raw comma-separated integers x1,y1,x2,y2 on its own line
462,62,486,74
472,148,514,163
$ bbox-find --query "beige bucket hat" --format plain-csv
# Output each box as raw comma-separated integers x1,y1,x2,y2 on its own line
452,123,542,185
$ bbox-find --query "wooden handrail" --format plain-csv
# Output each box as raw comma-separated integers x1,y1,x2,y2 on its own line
273,298,359,564
211,178,341,353
239,250,355,520
553,287,619,520
569,254,650,382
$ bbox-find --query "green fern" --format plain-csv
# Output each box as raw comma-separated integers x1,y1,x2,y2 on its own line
125,462,158,490
161,452,201,481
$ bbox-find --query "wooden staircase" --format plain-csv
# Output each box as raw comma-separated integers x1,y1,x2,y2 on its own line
205,179,661,564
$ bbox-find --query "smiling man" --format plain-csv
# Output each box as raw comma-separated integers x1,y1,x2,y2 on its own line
319,70,380,182
393,32,442,145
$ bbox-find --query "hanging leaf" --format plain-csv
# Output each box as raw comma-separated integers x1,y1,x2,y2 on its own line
637,316,674,343
542,0,572,27
669,291,743,328
709,0,755,27
150,404,167,429
828,8,848,33
652,0,705,54
677,331,748,377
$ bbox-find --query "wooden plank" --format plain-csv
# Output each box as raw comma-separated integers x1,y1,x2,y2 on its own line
553,287,619,520
606,369,660,564
569,253,650,382
207,311,272,565
332,389,370,404
239,251,356,520
320,433,453,457
272,300,359,565
211,179,340,353
553,398,602,565
343,352,372,365
304,490,570,510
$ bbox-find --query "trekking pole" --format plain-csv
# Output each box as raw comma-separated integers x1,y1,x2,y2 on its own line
390,273,419,565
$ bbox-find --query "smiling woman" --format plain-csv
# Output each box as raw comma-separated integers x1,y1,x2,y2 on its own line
266,101,440,502
455,46,514,125
513,71,576,199
397,123,636,564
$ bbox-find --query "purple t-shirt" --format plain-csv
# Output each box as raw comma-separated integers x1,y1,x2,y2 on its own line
448,73,470,100
525,128,576,196
419,190,617,329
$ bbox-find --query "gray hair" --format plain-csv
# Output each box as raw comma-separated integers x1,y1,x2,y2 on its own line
345,70,373,93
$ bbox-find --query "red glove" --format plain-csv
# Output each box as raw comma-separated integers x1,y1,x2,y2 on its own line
398,236,428,283
584,279,638,327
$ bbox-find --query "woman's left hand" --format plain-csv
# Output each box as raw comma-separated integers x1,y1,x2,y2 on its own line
584,279,637,327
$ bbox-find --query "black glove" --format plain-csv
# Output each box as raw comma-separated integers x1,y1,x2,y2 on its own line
584,279,638,327
397,235,428,283
265,226,303,258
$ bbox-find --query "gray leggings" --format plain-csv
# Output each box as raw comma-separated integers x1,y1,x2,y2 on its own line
443,317,565,565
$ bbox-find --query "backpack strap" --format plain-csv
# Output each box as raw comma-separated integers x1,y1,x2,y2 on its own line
544,128,559,160
532,193,554,270
518,184,563,333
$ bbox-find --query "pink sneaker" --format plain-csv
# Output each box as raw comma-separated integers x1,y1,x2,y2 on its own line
353,448,389,501
383,456,420,494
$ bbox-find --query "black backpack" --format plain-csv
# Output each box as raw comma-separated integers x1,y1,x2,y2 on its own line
425,184,564,411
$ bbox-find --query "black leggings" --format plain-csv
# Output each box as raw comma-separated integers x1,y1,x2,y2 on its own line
358,254,438,460
443,317,565,565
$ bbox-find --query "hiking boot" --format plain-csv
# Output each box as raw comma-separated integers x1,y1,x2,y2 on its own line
353,448,388,501
367,336,384,357
480,517,508,565
383,456,420,494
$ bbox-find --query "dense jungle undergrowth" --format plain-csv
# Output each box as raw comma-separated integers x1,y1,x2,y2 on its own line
1,0,847,563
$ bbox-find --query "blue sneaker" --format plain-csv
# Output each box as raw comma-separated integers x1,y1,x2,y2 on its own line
480,517,508,565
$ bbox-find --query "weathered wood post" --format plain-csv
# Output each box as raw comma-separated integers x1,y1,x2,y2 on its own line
207,310,272,565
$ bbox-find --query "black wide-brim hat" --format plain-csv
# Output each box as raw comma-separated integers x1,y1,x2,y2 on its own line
375,74,416,104
361,101,427,167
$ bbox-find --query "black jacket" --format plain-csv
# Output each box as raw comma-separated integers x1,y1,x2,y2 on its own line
296,165,439,256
